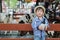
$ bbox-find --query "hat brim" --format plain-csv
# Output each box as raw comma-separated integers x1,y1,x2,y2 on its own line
34,6,45,13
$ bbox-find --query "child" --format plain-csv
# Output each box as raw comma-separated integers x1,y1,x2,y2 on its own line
31,6,49,40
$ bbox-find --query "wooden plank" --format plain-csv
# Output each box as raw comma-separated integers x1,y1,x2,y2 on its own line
0,24,60,31
0,24,32,31
0,24,60,40
0,38,60,40
13,17,20,19
13,13,25,16
0,38,33,40
47,24,60,31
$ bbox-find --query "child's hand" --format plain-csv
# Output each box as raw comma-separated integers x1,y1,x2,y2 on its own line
38,24,46,30
38,26,44,30
44,26,47,30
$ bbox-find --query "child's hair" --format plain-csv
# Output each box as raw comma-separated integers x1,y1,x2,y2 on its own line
34,6,45,13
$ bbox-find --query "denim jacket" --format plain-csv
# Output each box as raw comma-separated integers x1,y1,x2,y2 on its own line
31,16,49,37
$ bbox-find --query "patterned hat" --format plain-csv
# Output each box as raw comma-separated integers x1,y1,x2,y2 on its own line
34,6,45,13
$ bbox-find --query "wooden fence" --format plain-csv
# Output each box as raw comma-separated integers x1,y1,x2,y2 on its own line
0,24,60,40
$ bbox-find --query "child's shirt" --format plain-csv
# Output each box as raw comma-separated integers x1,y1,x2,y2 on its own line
31,16,49,37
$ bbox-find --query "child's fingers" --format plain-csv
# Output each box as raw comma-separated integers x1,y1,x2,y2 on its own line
38,26,44,30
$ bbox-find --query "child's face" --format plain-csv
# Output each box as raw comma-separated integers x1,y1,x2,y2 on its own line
36,9,44,17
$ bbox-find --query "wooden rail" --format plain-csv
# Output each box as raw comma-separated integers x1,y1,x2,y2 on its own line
0,24,60,40
0,24,60,31
0,38,60,40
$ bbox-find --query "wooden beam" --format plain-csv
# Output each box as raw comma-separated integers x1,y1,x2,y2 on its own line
0,38,33,40
13,13,25,16
0,38,60,40
47,24,60,31
0,24,32,31
0,24,60,40
0,24,60,31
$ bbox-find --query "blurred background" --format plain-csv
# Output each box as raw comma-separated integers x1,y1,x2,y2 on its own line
0,0,60,38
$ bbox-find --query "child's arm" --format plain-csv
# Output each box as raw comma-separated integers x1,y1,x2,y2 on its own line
44,19,49,30
38,19,49,30
38,25,45,30
31,19,39,31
